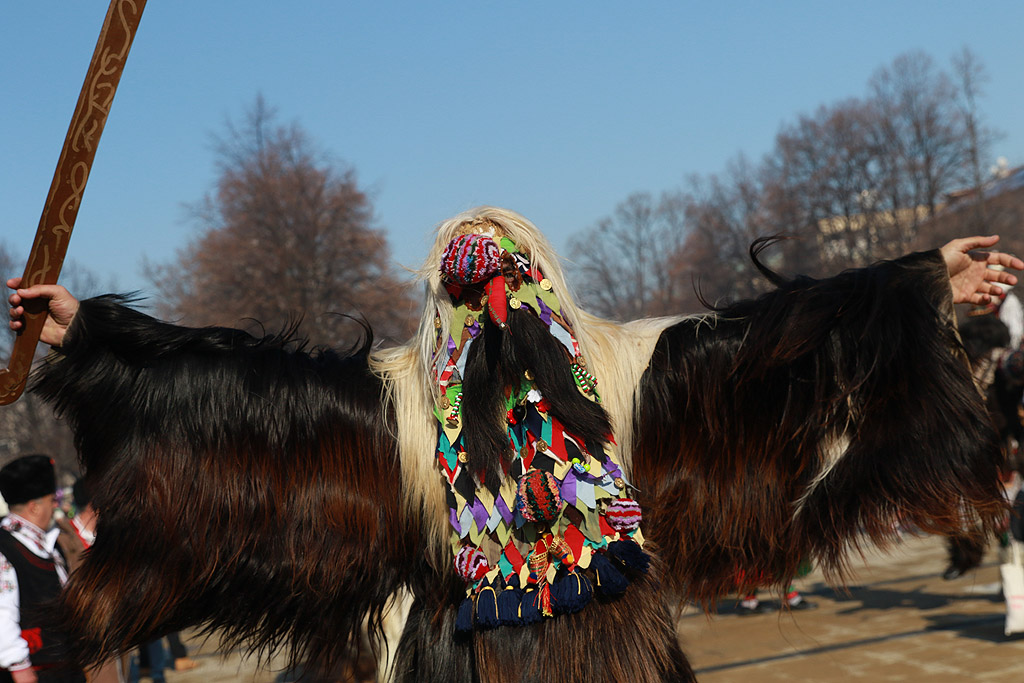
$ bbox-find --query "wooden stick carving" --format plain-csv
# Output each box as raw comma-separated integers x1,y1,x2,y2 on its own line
0,0,147,405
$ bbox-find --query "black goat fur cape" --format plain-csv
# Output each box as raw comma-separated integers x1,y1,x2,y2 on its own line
27,248,1004,682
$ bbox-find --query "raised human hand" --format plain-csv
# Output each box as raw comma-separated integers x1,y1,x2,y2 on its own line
940,236,1024,305
7,278,80,348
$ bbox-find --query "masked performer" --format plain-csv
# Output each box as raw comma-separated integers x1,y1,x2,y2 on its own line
6,208,1022,682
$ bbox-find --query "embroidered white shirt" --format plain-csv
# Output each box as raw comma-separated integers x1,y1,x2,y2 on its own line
0,514,67,672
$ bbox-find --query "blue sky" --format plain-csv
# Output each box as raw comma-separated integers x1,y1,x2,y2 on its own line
2,1,1022,296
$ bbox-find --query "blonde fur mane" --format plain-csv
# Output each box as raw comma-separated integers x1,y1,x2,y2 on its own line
370,207,681,567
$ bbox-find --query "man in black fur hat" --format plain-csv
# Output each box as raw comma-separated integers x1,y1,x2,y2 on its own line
0,456,83,683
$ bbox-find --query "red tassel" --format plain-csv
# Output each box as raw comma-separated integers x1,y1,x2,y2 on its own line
537,582,553,617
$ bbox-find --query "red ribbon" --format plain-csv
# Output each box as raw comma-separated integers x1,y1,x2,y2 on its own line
486,275,508,327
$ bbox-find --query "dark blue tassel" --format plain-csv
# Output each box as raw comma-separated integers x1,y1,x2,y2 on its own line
520,588,543,624
551,571,593,614
590,552,629,596
607,539,650,573
455,597,475,633
497,576,525,626
475,585,501,629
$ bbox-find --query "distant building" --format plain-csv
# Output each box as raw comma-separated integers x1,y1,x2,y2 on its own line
816,206,931,265
815,163,1024,265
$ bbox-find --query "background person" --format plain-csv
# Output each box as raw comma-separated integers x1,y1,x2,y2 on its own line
0,455,83,683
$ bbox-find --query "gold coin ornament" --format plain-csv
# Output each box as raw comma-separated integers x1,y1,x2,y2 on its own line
539,278,553,291
509,296,521,310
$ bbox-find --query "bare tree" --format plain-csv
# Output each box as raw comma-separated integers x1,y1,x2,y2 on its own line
568,191,692,320
568,49,1005,316
950,46,998,235
765,50,995,269
869,51,971,219
681,155,782,302
147,96,415,348
764,98,931,268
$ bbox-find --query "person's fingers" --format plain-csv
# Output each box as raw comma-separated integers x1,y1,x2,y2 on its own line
958,235,1001,251
994,271,1019,286
989,252,1024,271
982,267,1020,285
969,291,993,305
15,284,67,300
959,280,1005,304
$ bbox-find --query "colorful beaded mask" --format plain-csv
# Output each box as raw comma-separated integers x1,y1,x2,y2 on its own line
432,232,648,632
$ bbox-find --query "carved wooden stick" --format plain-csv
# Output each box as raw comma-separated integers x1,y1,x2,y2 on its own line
0,0,147,405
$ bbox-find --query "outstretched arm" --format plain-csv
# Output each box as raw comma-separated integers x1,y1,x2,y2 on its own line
941,235,1023,304
631,243,1016,606
22,295,420,675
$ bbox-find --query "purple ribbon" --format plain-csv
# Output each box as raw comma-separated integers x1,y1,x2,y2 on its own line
560,469,578,506
495,494,514,525
537,297,553,326
470,497,490,531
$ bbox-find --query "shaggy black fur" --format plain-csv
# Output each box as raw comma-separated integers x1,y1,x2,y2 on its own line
31,296,421,676
631,249,1006,604
460,307,613,490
